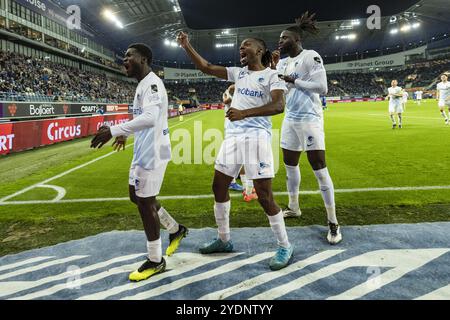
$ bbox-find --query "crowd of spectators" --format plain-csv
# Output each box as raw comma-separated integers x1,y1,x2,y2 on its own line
0,50,135,103
1,49,449,105
327,58,450,97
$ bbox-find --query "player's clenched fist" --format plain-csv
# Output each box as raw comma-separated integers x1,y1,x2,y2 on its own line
227,108,246,122
272,50,281,67
177,31,189,48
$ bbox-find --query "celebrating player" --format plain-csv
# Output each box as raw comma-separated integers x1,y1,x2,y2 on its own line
273,12,341,244
90,43,188,282
388,80,404,129
436,73,450,125
177,31,294,271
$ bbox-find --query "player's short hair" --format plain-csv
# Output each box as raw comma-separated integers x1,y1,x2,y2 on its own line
442,73,449,77
286,11,320,40
128,43,153,66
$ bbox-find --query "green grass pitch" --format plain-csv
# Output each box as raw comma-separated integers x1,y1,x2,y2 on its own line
1,100,449,255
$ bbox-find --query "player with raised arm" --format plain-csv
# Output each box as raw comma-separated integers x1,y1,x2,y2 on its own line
177,31,294,270
437,73,450,125
388,80,404,129
90,43,188,282
273,12,341,244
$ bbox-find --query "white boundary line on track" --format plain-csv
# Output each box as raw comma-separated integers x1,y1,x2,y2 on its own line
0,112,206,204
2,185,450,206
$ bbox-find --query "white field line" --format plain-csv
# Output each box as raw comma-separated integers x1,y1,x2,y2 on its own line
367,114,445,120
0,112,206,204
2,185,450,206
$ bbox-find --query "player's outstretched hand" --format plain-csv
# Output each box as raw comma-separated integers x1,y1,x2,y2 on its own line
112,136,127,152
227,108,246,122
91,126,112,149
177,31,189,48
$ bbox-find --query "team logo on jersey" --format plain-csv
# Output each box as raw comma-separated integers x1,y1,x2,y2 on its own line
134,179,140,189
238,71,249,79
295,62,299,67
307,136,315,147
314,57,322,64
258,77,265,83
151,85,158,94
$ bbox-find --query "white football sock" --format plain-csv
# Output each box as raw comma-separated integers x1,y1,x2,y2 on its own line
231,178,236,184
147,238,162,263
441,111,448,120
398,114,402,126
245,179,254,195
285,164,300,211
215,201,231,242
240,174,247,190
267,211,290,249
314,167,338,224
390,115,396,124
158,207,179,234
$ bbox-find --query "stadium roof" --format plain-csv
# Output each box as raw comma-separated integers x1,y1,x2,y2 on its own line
55,0,450,66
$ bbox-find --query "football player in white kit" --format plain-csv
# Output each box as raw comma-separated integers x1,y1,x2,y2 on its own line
402,90,409,111
388,80,404,129
91,44,188,282
436,73,450,125
177,31,294,270
415,90,423,105
272,12,342,245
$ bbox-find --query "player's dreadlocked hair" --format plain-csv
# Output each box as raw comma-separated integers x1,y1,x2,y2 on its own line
286,11,320,39
252,38,272,68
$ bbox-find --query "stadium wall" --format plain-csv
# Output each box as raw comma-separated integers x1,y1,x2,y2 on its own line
0,107,205,155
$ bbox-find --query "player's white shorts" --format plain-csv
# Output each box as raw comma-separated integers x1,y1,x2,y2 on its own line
281,119,325,152
129,162,168,198
215,133,274,180
389,101,404,113
438,100,450,108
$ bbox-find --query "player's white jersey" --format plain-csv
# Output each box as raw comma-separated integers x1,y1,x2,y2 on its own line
415,91,423,100
402,91,409,103
437,81,450,103
226,66,287,136
388,86,403,104
276,49,326,123
111,72,171,170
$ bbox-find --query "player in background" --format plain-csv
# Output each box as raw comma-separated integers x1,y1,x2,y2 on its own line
91,43,188,282
388,80,404,129
223,85,258,201
178,103,184,122
320,94,328,110
415,89,423,106
436,73,450,125
273,12,341,244
402,90,409,111
178,31,294,270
